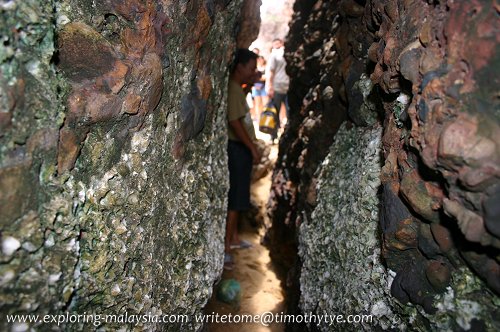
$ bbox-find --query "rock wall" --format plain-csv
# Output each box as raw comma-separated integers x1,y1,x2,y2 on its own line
299,124,387,330
269,0,499,330
300,124,498,331
236,0,262,48
0,0,252,330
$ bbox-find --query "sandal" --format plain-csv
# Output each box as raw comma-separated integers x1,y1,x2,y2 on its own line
224,253,234,270
230,240,253,250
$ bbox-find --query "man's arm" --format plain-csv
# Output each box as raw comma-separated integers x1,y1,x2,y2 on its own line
266,56,276,99
229,118,261,164
266,69,275,99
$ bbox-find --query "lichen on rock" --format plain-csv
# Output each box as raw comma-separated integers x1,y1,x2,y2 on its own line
0,0,245,330
272,0,499,330
298,123,499,331
299,124,400,331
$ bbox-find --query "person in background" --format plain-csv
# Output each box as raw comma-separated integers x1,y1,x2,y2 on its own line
266,38,290,141
250,55,268,121
225,49,262,270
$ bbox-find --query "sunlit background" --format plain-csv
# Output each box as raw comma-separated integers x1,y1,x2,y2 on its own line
249,0,295,58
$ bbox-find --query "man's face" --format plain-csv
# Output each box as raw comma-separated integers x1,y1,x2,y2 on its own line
237,58,257,84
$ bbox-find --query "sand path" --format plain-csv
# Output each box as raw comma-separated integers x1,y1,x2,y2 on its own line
205,144,284,332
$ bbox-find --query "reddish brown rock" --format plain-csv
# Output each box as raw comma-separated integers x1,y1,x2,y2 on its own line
430,223,453,253
370,62,384,85
367,42,379,63
426,260,451,292
0,79,25,134
395,218,418,248
384,218,419,252
443,198,486,243
0,160,35,226
446,1,497,72
419,48,442,75
140,53,163,115
122,94,142,115
95,60,130,94
484,259,500,294
419,20,433,46
117,2,154,59
483,186,500,238
58,22,117,81
461,251,500,295
384,1,399,23
380,150,398,182
306,178,318,207
57,127,86,174
400,170,441,222
398,43,421,83
415,120,442,170
383,36,396,66
85,91,122,124
438,115,495,169
438,113,500,192
192,5,212,50
196,68,213,101
418,223,442,258
340,0,364,17
26,129,59,154
0,112,12,133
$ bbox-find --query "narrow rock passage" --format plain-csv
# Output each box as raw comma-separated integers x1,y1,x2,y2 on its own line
205,143,284,332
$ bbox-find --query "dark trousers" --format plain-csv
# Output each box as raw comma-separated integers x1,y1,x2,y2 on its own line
272,92,289,139
227,140,252,211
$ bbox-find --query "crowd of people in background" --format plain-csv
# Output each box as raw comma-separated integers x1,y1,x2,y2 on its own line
248,38,290,143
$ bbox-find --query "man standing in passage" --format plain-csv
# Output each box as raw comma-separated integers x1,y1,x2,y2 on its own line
266,38,290,140
225,49,261,270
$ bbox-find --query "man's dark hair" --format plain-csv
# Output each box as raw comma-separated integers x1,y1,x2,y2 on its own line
272,38,283,43
231,49,257,73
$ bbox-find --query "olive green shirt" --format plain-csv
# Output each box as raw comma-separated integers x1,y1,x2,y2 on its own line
227,79,256,142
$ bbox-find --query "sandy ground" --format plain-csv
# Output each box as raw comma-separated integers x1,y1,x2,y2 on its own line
204,140,284,332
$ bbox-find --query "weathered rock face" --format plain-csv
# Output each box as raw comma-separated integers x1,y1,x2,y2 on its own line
374,1,500,302
299,125,387,330
236,0,262,48
269,0,499,330
299,124,498,331
371,0,499,319
0,0,245,330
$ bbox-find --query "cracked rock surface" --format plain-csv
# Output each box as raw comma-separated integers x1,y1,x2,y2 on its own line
0,0,260,330
269,0,499,330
